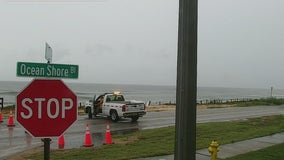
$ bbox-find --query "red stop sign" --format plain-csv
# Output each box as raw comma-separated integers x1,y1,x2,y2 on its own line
16,79,77,137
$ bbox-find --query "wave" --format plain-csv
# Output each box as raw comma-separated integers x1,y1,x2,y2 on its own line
0,91,19,95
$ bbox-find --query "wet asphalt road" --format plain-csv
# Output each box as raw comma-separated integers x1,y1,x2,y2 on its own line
0,105,283,159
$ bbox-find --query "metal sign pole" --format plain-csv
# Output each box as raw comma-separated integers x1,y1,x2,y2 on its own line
175,0,198,159
44,42,52,160
44,138,51,160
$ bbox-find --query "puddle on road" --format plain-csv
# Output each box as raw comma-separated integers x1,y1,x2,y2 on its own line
8,127,13,147
0,123,140,151
0,125,42,159
111,128,139,135
50,128,139,150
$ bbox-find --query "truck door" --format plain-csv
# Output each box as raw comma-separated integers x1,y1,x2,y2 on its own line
102,95,110,115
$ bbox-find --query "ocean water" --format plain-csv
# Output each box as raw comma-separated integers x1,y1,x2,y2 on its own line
0,81,283,107
0,81,175,106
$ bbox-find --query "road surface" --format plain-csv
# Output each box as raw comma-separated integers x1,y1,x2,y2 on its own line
0,105,283,159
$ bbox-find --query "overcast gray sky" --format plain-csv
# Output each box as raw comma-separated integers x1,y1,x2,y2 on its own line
0,0,284,88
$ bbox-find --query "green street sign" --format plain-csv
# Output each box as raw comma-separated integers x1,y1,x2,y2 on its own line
17,62,79,79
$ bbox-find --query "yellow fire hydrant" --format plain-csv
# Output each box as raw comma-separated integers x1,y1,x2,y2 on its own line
208,140,219,160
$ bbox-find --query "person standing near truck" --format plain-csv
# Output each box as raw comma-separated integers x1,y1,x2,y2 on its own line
94,96,104,114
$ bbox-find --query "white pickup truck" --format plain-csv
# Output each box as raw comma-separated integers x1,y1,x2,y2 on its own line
85,92,146,122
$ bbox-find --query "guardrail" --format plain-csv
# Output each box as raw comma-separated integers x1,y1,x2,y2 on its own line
149,98,256,106
198,98,254,105
0,97,3,110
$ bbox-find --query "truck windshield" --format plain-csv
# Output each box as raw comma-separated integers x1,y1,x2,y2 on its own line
106,95,125,102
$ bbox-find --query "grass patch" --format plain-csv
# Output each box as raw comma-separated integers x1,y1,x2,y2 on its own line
235,98,284,107
224,143,284,160
22,115,284,160
197,115,284,147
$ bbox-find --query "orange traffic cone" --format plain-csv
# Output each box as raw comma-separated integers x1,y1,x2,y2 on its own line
58,134,65,149
83,124,94,147
7,110,15,127
104,121,113,145
0,110,3,123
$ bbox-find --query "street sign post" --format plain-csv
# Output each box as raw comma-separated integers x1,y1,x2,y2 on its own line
17,62,79,79
16,79,77,137
16,44,79,160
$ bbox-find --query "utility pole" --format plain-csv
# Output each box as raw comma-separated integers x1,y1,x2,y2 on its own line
175,0,198,159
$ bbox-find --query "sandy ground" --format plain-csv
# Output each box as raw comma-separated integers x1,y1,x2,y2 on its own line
146,103,236,112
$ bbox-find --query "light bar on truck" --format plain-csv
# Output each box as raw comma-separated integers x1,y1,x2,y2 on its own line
114,91,121,95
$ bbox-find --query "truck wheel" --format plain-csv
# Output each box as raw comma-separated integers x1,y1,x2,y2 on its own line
131,116,139,122
110,110,119,122
88,108,93,119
